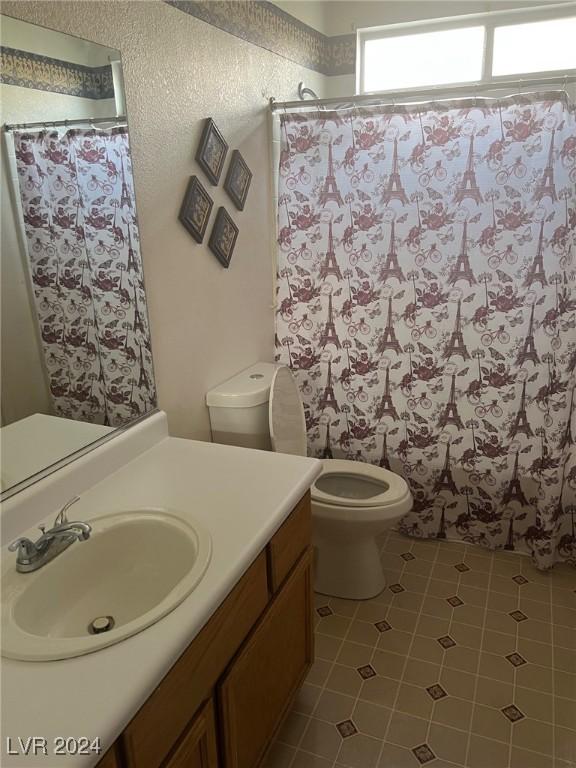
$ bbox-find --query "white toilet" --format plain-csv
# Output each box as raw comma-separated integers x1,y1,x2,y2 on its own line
206,363,413,600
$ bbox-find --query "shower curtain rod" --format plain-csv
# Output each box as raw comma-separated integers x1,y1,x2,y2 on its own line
3,115,127,132
270,74,576,111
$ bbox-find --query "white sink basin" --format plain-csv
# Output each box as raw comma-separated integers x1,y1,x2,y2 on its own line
1,509,212,661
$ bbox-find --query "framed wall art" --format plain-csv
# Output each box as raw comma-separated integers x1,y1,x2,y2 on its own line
178,175,213,243
224,150,252,211
208,207,239,268
195,118,228,185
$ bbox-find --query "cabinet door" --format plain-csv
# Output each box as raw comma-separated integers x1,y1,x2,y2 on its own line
268,492,311,593
219,549,313,768
96,746,120,768
122,552,268,768
164,699,218,768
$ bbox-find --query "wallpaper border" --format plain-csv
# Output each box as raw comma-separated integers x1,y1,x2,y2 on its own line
166,0,356,76
0,46,115,99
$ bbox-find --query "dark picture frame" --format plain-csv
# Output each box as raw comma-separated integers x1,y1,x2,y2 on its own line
178,175,213,243
195,118,228,186
208,207,239,268
224,150,253,211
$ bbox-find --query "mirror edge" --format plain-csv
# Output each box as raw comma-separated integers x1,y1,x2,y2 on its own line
0,407,159,502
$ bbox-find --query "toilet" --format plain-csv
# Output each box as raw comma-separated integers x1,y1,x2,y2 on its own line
206,363,413,600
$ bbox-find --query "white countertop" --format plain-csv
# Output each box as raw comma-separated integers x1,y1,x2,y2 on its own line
0,414,114,493
1,435,321,767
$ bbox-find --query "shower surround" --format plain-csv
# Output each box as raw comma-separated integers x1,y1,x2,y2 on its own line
275,93,576,569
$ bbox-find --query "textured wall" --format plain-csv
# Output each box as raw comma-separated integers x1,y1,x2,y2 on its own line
1,1,326,440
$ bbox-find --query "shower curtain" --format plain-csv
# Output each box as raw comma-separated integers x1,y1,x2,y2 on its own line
13,127,156,427
275,93,576,569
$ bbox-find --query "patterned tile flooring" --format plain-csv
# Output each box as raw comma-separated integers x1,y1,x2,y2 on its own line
265,532,576,768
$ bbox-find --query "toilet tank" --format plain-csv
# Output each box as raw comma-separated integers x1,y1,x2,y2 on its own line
206,362,278,450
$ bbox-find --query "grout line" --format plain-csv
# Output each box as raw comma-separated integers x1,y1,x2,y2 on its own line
550,567,557,766
384,549,572,603
463,549,496,767
508,557,522,768
424,556,479,747
285,529,389,768
275,537,574,768
330,528,413,767
370,537,442,766
317,599,570,650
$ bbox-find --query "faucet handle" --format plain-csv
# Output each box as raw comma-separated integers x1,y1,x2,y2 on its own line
54,496,80,528
8,537,37,559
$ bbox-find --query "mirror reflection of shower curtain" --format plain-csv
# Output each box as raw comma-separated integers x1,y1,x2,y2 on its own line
13,127,156,427
274,93,576,569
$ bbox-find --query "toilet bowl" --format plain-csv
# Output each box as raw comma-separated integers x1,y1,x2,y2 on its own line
311,460,412,599
207,363,413,600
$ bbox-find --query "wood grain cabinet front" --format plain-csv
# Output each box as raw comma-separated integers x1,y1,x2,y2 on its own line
163,699,218,768
100,493,313,768
96,746,120,768
218,548,314,768
121,552,268,768
267,493,311,593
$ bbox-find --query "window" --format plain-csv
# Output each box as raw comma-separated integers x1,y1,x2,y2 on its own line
363,26,485,92
358,3,576,95
492,17,576,76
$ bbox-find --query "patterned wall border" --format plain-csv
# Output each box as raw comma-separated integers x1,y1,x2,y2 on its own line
166,0,356,76
0,46,115,99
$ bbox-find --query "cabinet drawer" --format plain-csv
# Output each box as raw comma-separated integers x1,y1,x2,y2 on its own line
164,699,218,768
219,548,314,768
122,551,268,768
267,492,311,593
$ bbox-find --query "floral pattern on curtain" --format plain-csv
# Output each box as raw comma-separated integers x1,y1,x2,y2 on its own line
275,94,576,569
14,127,156,427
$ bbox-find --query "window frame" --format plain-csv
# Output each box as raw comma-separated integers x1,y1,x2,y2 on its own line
356,2,576,96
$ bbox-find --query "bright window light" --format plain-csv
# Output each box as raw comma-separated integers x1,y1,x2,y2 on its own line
363,26,485,92
493,17,576,76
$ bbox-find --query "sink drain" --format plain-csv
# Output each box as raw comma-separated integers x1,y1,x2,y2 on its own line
88,616,115,635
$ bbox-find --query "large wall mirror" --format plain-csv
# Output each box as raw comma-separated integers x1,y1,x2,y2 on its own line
1,16,157,499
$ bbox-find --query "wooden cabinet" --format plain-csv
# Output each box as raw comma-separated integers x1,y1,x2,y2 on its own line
219,549,313,768
122,552,268,768
164,700,218,768
96,747,120,768
102,492,312,768
267,493,311,593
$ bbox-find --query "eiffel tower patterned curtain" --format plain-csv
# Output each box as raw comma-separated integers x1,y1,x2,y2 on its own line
12,127,156,427
275,93,576,569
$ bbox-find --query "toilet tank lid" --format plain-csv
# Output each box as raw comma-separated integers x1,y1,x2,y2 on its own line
206,362,278,408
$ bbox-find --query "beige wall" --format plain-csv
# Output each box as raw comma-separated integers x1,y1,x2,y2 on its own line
1,1,326,441
274,0,328,33
274,1,554,36
1,14,118,65
321,0,547,36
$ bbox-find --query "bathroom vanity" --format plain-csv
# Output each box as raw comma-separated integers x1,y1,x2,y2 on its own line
104,491,312,768
1,414,321,768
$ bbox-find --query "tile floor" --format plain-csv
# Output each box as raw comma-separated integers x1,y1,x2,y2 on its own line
266,532,576,768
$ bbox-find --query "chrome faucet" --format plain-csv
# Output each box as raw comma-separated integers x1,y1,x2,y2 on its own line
8,497,92,573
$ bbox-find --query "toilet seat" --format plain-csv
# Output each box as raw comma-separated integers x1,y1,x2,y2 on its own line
269,366,308,457
312,459,410,509
269,366,411,515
